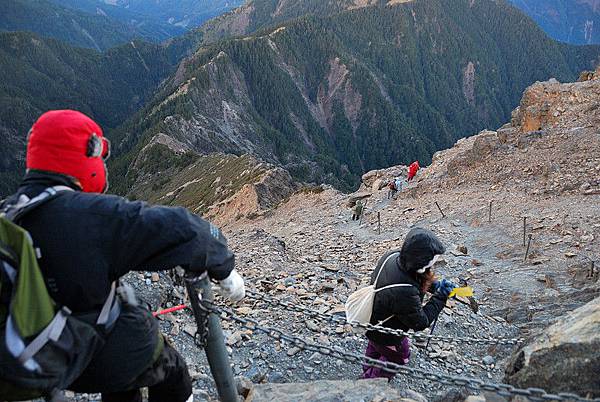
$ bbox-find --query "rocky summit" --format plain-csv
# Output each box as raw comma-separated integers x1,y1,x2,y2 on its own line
77,70,599,402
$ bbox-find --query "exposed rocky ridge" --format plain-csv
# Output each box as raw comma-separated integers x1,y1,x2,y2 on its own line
417,67,600,197
205,166,299,227
197,0,416,44
125,134,298,220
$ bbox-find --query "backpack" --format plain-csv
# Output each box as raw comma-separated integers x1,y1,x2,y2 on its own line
345,252,410,324
0,187,120,401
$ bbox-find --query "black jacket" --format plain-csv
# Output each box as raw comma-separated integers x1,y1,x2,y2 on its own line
2,171,235,390
367,228,447,345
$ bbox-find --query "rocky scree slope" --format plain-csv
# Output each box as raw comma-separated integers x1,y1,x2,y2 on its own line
113,0,599,192
115,72,599,401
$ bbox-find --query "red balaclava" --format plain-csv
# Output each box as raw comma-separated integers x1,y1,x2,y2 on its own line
26,110,109,193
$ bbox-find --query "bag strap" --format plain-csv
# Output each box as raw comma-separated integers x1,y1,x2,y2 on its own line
96,281,121,328
373,252,400,289
373,251,412,326
3,186,73,223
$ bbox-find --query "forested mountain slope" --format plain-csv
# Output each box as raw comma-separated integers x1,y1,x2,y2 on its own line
112,0,600,192
0,31,199,195
508,0,600,44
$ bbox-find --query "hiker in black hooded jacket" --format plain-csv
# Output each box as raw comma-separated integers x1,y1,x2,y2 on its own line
361,227,456,380
1,110,246,402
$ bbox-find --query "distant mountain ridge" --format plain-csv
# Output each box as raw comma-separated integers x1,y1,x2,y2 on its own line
508,0,600,44
111,0,600,192
51,0,245,31
0,0,168,51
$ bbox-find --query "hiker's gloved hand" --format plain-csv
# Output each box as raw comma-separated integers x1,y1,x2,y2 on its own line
216,270,245,302
436,279,457,298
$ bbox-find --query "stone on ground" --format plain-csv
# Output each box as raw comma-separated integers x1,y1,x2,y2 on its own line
504,296,600,397
245,379,426,401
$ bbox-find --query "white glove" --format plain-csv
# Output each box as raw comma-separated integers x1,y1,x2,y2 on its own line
215,270,245,302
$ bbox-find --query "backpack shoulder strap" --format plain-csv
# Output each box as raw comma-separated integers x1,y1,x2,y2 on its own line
373,251,400,289
3,186,73,222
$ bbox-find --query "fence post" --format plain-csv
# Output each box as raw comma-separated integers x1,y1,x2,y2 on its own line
377,212,381,235
522,216,527,247
524,234,533,262
488,200,493,223
435,202,445,218
185,273,238,402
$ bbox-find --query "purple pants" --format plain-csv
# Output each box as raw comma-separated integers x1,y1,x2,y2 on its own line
361,338,410,380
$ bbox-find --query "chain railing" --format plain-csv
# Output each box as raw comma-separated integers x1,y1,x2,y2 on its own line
245,289,523,346
201,300,599,402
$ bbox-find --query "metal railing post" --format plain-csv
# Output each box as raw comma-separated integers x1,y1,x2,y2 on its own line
185,274,238,402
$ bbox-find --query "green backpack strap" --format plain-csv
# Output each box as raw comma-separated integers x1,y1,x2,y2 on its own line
1,185,121,371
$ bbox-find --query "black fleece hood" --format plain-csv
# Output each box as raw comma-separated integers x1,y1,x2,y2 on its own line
399,227,445,273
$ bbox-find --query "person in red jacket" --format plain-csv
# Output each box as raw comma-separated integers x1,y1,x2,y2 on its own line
407,161,420,182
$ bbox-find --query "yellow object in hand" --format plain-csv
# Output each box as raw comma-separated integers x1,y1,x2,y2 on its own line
449,286,474,298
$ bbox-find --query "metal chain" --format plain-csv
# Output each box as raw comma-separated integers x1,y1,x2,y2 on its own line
245,289,523,346
203,301,599,402
193,308,210,348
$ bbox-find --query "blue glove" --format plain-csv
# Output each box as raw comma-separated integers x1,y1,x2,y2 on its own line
436,279,457,298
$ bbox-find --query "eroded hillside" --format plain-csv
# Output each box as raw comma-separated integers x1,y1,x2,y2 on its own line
114,0,599,192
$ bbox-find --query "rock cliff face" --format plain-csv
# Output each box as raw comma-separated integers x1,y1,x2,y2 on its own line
505,296,600,397
205,166,298,227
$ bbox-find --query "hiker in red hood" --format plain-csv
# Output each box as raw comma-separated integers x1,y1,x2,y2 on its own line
407,161,420,182
2,110,245,402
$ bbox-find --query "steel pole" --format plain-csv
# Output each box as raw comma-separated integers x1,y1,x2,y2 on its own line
425,316,438,350
185,274,238,402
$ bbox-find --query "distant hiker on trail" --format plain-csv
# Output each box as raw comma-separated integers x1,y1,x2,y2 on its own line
0,110,246,402
352,200,364,220
407,161,420,182
361,227,456,380
387,179,398,199
387,177,405,199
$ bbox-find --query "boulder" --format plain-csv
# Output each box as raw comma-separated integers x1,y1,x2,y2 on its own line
347,191,371,207
471,130,499,158
372,178,387,192
504,296,600,397
245,379,426,401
